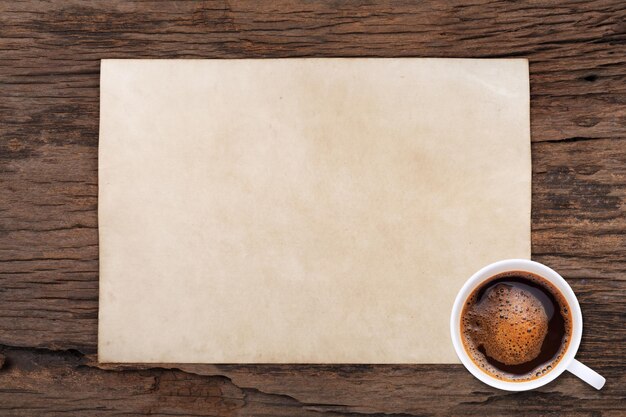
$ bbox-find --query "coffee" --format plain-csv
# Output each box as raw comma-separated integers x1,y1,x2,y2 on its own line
460,271,572,381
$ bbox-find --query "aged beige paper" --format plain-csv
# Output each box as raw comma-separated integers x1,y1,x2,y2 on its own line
98,58,530,363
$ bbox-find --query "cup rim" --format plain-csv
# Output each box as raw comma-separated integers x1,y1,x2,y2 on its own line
450,259,583,391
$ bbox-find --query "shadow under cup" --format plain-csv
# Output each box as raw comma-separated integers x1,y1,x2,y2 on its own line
450,259,585,391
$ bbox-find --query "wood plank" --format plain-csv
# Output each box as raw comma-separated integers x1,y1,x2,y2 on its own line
0,347,623,416
0,0,624,415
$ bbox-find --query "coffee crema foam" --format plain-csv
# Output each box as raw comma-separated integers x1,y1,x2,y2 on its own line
460,271,572,382
467,284,549,365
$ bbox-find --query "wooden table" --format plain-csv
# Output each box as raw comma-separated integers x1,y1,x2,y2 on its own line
1,1,624,415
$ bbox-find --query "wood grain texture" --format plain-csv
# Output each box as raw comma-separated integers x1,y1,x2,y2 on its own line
0,0,624,415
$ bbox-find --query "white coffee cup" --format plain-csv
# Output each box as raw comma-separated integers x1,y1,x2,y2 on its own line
450,259,605,391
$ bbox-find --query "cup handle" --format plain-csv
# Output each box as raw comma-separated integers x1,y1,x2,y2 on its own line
566,359,605,390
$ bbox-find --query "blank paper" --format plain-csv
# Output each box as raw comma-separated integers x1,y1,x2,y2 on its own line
98,58,531,363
